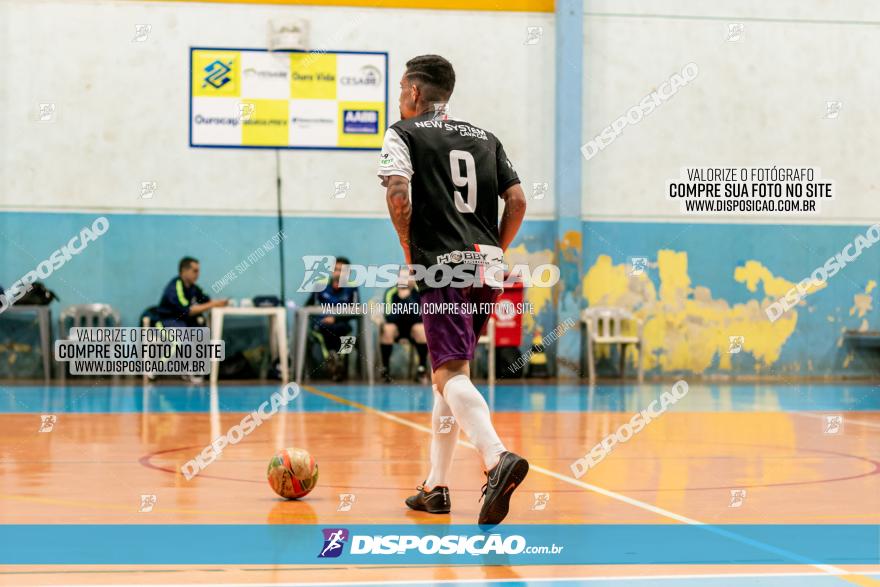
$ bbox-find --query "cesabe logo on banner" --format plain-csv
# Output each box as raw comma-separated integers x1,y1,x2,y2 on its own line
0,217,110,314
340,65,382,87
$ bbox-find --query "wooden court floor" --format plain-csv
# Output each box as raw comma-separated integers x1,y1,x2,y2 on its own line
0,381,878,586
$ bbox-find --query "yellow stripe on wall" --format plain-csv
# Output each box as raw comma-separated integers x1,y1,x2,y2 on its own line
140,0,553,13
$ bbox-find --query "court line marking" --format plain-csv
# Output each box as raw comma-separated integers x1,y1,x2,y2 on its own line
3,388,876,584
35,570,880,587
301,384,879,585
1,497,875,525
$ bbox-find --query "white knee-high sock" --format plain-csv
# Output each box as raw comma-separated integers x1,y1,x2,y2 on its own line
425,385,459,489
442,374,506,470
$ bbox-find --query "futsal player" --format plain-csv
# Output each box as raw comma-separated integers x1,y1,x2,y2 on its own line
156,256,227,328
378,55,529,525
155,256,227,383
304,257,360,381
380,268,429,384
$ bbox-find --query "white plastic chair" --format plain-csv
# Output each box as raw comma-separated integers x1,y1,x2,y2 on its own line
581,307,644,384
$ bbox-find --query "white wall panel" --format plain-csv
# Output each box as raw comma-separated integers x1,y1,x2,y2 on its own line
1,1,555,218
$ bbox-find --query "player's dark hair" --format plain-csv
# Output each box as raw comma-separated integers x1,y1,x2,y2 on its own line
179,256,199,273
336,256,351,266
405,55,455,103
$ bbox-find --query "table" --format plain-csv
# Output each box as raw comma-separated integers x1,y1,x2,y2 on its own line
1,306,52,382
294,306,374,385
209,307,289,386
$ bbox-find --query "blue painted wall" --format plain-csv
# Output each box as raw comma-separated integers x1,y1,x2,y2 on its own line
582,221,880,377
3,211,878,377
0,210,554,326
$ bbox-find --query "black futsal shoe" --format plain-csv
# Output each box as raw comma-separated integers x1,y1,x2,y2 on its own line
405,482,451,514
478,451,529,526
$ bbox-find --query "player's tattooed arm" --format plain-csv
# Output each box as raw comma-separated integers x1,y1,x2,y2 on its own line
385,175,413,264
499,183,527,252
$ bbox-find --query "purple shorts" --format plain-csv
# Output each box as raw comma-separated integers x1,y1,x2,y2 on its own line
420,286,500,369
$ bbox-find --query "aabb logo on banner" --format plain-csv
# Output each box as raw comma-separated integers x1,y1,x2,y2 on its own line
343,110,379,134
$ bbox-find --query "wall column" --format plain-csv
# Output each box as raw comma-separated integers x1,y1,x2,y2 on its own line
553,0,584,377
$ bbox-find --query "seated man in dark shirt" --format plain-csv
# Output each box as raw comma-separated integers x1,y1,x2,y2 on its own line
157,257,228,327
380,269,428,383
305,256,360,381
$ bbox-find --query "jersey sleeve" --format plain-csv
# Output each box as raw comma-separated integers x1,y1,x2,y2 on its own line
495,139,520,193
377,128,413,182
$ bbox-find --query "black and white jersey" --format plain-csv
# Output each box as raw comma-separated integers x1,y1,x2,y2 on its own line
377,112,520,272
